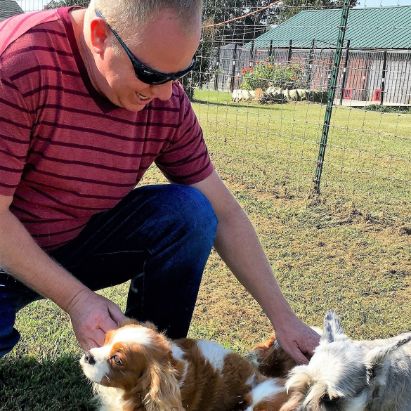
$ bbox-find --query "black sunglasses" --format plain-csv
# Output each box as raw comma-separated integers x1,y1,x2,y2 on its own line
95,10,196,85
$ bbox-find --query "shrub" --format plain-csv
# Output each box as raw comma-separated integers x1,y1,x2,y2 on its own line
363,104,410,114
241,61,304,91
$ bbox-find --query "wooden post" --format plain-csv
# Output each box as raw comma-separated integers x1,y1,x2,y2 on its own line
380,50,387,106
268,40,273,59
339,39,351,105
250,40,255,65
306,39,316,87
230,44,238,92
287,39,293,64
214,44,221,91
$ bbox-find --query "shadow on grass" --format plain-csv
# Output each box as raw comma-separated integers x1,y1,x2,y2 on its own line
0,355,97,411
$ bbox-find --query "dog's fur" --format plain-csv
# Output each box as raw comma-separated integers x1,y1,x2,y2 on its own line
280,311,411,411
247,334,297,379
80,319,293,411
247,327,322,380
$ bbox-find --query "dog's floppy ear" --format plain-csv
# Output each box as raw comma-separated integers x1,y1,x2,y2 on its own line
145,357,184,411
321,311,345,344
365,335,411,384
283,365,315,409
285,365,311,393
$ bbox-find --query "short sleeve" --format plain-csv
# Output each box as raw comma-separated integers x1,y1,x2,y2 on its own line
0,74,32,196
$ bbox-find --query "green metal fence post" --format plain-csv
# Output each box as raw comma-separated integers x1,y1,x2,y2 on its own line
313,0,350,194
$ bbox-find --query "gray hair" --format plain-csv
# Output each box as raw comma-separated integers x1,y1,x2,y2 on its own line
88,0,202,42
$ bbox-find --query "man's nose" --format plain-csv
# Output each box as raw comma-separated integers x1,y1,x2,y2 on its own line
150,81,174,101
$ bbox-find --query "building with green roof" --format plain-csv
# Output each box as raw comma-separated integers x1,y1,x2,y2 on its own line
253,6,411,50
0,0,23,21
213,6,410,105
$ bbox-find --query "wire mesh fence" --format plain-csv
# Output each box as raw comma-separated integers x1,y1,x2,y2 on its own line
205,44,411,105
191,0,411,225
3,0,411,223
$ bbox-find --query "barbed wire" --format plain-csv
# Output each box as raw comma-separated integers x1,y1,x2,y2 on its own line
203,1,280,28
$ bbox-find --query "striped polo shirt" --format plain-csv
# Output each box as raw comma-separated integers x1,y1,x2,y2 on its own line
0,7,213,250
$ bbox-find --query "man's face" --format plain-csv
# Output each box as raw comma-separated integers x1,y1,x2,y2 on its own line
95,10,201,112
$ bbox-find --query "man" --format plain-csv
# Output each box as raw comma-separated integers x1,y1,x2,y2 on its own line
0,0,319,363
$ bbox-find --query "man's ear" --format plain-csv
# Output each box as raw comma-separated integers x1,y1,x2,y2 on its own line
365,335,411,384
89,17,109,54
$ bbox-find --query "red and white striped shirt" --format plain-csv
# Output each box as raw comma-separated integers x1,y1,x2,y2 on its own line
0,7,213,250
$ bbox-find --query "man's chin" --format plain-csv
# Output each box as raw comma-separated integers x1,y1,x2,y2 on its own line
122,101,150,112
110,95,149,112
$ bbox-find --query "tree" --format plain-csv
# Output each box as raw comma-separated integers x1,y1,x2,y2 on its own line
278,0,358,23
45,0,89,8
202,0,358,43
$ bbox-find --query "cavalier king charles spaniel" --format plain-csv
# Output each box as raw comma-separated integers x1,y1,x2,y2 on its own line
80,319,294,411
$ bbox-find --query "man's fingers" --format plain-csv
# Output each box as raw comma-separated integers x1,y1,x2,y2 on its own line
107,303,127,325
291,349,309,365
99,314,120,333
99,303,125,334
93,328,107,347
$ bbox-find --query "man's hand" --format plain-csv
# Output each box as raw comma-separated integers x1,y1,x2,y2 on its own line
274,314,321,364
66,288,127,351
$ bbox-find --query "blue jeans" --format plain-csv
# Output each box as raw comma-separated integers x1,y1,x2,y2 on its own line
0,184,217,358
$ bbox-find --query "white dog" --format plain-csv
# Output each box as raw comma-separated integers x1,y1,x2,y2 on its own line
281,311,411,411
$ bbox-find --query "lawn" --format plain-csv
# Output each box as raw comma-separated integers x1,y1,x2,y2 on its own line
0,90,410,410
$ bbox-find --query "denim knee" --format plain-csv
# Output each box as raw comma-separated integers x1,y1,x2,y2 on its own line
156,184,218,246
0,292,20,358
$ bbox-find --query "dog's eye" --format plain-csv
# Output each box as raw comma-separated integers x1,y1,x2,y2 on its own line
110,355,124,367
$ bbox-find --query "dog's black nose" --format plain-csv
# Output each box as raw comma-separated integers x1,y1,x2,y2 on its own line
84,351,96,365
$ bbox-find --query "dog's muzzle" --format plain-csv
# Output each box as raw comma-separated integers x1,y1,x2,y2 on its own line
83,351,96,365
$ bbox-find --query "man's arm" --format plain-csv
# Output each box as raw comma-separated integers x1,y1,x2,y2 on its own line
191,171,320,363
0,194,125,350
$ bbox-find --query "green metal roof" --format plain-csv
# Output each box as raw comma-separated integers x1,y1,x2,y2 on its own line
252,6,411,50
0,0,24,21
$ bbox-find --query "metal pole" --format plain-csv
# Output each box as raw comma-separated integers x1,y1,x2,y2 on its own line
380,50,387,106
287,39,293,64
339,39,351,105
268,40,273,59
313,0,350,194
306,39,316,87
230,43,238,92
214,44,221,91
250,40,255,64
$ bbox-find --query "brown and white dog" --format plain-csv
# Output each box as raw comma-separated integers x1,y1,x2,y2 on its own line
80,319,293,411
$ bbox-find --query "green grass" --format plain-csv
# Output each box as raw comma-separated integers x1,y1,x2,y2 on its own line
1,90,410,409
